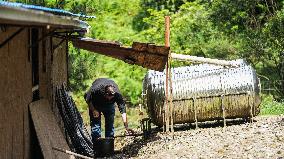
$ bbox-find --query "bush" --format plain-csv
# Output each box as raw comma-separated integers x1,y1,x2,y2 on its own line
260,94,284,115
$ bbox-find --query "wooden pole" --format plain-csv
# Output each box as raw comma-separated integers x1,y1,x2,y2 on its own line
171,53,240,67
165,16,170,47
165,16,174,133
165,16,170,132
167,19,174,133
221,95,226,127
52,147,93,159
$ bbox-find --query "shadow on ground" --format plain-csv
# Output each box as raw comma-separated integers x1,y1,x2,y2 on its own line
113,118,256,158
173,118,256,132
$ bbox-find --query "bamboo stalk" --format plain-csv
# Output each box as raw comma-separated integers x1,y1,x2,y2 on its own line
52,147,93,159
171,53,240,67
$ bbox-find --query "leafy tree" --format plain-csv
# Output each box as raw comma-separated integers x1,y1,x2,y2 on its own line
133,0,189,31
171,1,239,59
208,0,284,99
209,0,282,34
137,1,240,61
68,44,97,91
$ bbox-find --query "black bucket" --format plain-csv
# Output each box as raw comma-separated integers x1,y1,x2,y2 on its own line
93,137,114,157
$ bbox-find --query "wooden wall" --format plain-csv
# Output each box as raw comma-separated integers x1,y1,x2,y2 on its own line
0,27,32,159
51,36,68,104
38,31,68,107
0,26,70,159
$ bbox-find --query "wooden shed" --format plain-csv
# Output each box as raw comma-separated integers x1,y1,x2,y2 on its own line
0,2,169,159
0,2,91,159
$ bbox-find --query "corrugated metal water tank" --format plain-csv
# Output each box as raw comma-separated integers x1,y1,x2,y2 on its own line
142,60,261,126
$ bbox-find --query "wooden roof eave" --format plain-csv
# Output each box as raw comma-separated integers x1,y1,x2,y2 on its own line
72,38,170,71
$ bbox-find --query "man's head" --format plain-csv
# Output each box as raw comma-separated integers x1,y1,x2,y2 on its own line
104,85,115,101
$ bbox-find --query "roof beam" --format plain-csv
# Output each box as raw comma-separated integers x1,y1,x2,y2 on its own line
72,38,170,71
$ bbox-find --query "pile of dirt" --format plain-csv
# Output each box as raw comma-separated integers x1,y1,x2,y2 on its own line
111,115,284,159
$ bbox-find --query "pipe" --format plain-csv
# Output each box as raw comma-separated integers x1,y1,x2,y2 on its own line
171,53,240,67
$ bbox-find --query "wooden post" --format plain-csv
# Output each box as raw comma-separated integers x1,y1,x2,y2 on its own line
193,98,198,129
221,94,226,127
165,16,170,47
248,91,254,123
164,16,170,132
165,16,174,133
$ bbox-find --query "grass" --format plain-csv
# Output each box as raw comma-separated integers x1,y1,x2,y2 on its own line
260,94,284,116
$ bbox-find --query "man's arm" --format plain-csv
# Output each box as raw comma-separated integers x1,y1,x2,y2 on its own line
121,113,128,128
121,112,135,135
88,102,100,118
85,91,100,118
116,93,134,134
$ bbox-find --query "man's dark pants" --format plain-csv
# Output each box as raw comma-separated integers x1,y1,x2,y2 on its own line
90,103,115,142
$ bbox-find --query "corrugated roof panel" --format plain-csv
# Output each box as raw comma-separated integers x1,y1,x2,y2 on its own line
0,1,95,18
0,1,90,29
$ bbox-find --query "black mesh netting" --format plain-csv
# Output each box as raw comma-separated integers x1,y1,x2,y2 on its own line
55,84,94,157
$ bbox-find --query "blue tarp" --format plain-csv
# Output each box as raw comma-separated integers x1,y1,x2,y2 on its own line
0,1,96,19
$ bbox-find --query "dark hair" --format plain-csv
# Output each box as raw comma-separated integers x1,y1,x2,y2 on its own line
104,85,115,95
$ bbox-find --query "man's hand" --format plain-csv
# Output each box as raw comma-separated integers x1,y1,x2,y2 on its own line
88,102,100,118
121,113,135,135
93,109,100,118
125,128,135,136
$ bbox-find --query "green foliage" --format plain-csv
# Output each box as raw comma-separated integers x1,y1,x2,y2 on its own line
136,9,171,44
137,1,240,62
208,0,282,34
260,94,284,115
207,0,284,98
88,0,141,43
133,0,188,31
69,44,97,92
171,1,239,59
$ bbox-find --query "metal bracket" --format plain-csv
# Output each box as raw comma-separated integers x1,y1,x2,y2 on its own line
0,28,24,49
0,25,7,33
53,38,66,51
140,117,151,139
51,30,84,51
52,31,83,41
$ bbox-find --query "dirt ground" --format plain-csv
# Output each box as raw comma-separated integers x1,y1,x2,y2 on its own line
108,115,284,159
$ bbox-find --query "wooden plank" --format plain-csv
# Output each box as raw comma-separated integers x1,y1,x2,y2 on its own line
9,27,28,158
39,28,49,99
23,28,32,159
0,27,28,159
29,99,73,159
72,38,170,71
52,37,68,86
0,101,11,159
